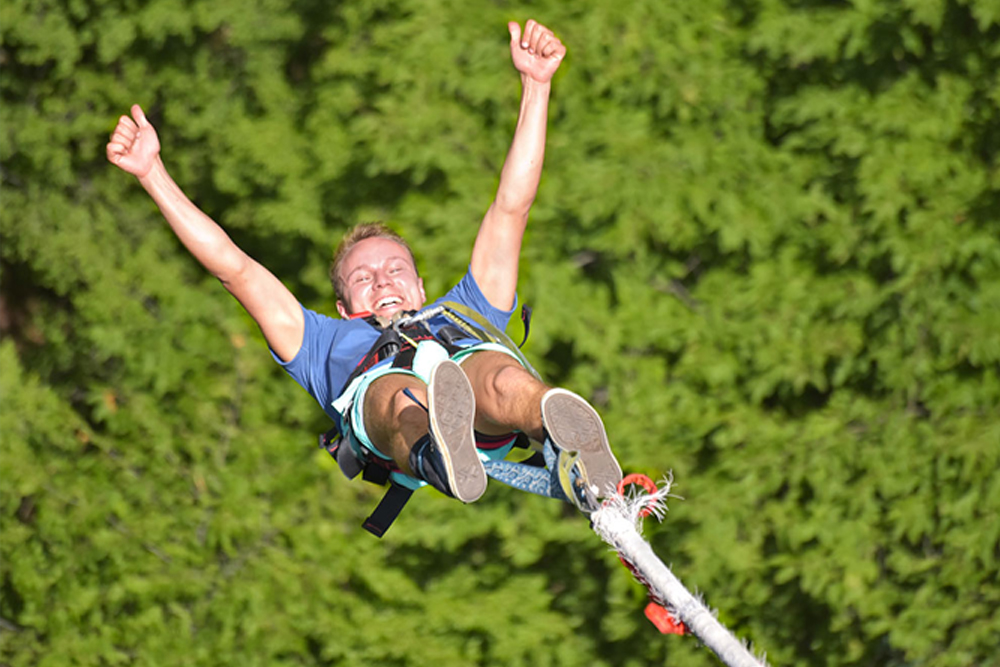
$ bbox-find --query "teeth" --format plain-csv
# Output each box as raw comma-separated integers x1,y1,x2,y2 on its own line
377,297,401,309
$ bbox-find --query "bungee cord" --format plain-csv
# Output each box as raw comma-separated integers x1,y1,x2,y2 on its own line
591,475,768,667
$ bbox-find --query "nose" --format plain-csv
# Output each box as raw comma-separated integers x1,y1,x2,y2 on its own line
373,270,391,289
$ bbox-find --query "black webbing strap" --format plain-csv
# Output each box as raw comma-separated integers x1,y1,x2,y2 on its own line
362,460,392,485
362,484,414,538
519,450,547,468
519,305,532,348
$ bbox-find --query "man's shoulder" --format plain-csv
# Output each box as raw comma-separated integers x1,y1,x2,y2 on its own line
299,306,380,349
428,268,517,330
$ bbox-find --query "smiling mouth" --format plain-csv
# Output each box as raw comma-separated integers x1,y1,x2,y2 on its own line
375,296,403,310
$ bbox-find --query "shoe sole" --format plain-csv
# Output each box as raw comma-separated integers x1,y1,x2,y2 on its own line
427,360,487,503
541,389,623,497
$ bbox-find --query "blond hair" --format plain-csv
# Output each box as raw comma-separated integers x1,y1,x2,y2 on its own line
330,222,417,303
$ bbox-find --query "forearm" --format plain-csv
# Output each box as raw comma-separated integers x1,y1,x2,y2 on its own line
138,157,247,281
493,77,552,216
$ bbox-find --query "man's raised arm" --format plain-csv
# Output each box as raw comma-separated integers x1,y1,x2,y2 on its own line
107,105,304,362
469,20,566,311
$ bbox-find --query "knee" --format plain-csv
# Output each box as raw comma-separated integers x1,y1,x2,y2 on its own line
388,385,427,419
487,362,546,403
365,375,427,425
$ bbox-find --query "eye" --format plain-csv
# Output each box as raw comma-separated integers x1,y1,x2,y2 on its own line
354,273,372,284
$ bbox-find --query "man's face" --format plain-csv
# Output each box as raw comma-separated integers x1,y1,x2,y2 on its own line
336,237,426,319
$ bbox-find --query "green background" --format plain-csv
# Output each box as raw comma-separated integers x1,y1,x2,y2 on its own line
2,0,999,665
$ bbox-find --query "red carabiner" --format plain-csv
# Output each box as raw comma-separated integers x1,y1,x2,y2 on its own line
617,473,659,518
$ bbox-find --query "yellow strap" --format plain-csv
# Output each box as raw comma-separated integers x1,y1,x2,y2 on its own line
439,301,541,380
557,450,594,512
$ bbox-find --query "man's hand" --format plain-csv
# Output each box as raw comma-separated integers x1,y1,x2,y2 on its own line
508,20,566,84
106,104,161,179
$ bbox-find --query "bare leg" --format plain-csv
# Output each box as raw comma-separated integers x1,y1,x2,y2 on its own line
461,350,623,494
362,374,429,476
459,351,548,441
361,364,486,502
361,354,543,474
359,352,620,499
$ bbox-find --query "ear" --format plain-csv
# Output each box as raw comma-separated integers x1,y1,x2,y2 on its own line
336,300,351,319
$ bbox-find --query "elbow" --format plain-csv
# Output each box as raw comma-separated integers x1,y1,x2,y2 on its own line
493,192,534,220
216,248,253,287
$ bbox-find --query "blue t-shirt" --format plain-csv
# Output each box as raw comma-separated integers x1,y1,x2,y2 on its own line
273,267,516,424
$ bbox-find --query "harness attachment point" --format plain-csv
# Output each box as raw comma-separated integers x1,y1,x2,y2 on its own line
557,450,601,513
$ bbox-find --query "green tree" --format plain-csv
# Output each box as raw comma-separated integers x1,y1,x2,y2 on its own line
3,0,998,665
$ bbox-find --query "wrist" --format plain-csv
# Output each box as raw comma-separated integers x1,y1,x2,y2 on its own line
520,77,553,106
520,75,553,92
137,156,167,189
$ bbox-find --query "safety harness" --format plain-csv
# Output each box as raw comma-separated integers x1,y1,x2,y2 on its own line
318,302,537,537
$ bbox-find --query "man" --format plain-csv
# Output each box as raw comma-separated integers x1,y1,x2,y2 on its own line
107,20,621,527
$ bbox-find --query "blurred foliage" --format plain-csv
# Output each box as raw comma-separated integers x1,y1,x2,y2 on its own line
2,0,999,665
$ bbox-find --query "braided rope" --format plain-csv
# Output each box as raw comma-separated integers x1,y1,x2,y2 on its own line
591,475,768,667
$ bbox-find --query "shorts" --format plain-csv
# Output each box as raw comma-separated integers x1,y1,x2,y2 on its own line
331,340,524,490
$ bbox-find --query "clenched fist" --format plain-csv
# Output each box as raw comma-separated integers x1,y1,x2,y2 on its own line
508,20,566,84
106,104,160,179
